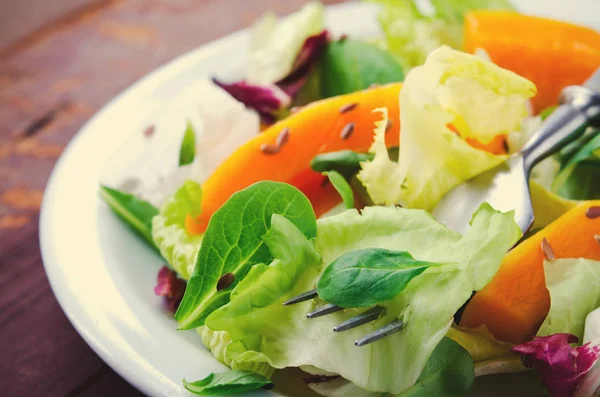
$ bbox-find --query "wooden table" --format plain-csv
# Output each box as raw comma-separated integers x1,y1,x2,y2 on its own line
0,1,342,395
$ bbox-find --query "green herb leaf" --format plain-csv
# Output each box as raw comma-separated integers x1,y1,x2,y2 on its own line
99,185,159,251
176,181,317,329
183,370,272,395
317,248,441,308
311,150,374,174
179,120,196,166
553,132,600,200
397,337,475,397
320,39,404,98
310,147,399,176
323,171,354,209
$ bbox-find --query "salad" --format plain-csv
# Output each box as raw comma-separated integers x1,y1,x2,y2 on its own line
99,1,600,396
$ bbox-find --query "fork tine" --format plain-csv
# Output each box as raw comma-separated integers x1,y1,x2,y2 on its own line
333,306,384,332
306,303,344,319
355,319,404,346
282,289,318,306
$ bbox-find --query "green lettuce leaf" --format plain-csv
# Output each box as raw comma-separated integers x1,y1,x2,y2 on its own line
152,180,203,279
176,181,317,329
370,0,513,71
206,203,520,394
530,181,577,230
197,327,274,378
538,258,600,340
308,337,475,397
247,2,324,85
358,46,535,210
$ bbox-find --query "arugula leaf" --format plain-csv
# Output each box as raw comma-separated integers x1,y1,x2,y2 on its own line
99,185,159,251
317,248,441,308
176,181,317,329
179,120,196,166
320,39,404,98
397,337,475,397
183,370,272,395
323,171,354,210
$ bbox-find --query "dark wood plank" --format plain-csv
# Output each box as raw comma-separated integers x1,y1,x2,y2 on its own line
0,219,106,397
0,0,345,396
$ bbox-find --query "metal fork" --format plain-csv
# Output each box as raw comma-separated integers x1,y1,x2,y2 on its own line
283,290,400,346
283,69,600,346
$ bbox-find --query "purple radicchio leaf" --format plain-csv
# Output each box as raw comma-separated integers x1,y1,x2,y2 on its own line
512,333,600,397
213,30,329,123
276,30,329,98
212,78,291,123
154,266,187,312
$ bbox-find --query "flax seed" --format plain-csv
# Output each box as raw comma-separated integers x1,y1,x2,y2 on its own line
340,122,355,140
541,238,555,261
217,273,235,291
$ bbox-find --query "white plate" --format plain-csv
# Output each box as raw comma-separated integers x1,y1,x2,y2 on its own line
40,2,600,397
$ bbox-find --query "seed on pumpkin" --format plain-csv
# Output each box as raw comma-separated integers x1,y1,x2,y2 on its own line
217,273,235,291
585,206,600,219
290,106,302,114
276,127,290,147
386,119,392,132
502,138,510,153
340,122,355,140
541,238,555,261
339,103,358,114
260,143,280,154
595,234,600,246
369,83,380,89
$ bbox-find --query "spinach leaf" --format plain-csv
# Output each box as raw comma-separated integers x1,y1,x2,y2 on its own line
183,370,272,395
317,248,441,308
179,120,196,166
553,132,600,200
176,181,317,329
324,171,354,209
99,185,159,251
397,337,475,397
320,39,404,98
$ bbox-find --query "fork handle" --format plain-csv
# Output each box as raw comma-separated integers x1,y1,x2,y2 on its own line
521,85,600,173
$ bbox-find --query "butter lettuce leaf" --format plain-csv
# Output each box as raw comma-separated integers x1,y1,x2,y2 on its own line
197,327,274,378
206,204,520,394
371,0,513,71
358,46,535,210
152,180,203,279
247,2,324,85
538,258,600,340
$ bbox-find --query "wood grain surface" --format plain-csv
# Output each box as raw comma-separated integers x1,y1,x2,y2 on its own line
0,1,343,395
